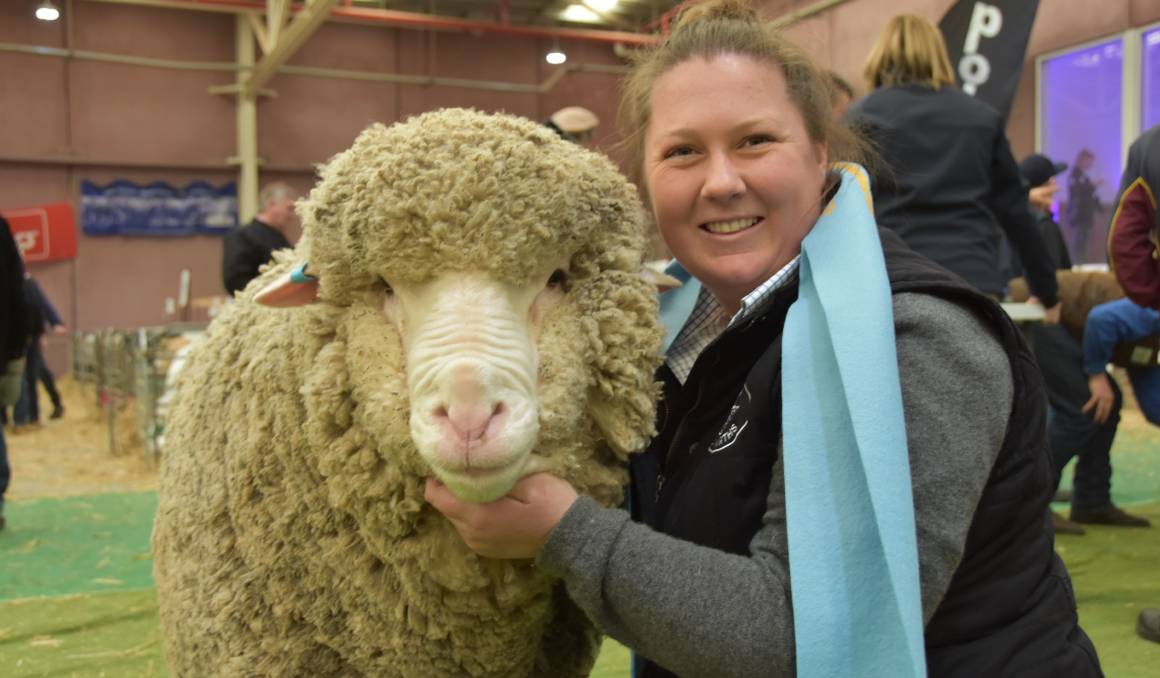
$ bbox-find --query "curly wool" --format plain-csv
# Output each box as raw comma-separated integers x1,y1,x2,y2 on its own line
152,109,663,677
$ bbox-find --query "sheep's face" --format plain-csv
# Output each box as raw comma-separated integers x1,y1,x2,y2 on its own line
384,267,568,502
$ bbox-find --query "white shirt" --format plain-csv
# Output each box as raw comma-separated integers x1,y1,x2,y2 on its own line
665,256,802,384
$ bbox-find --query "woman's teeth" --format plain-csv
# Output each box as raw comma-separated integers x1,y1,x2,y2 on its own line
704,217,759,234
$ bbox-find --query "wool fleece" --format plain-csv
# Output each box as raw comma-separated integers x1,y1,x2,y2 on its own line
152,109,663,677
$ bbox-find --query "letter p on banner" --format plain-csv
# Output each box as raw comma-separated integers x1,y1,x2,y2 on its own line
939,0,1040,119
2,203,79,264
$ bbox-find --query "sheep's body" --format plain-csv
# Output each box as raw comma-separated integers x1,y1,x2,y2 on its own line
153,109,662,676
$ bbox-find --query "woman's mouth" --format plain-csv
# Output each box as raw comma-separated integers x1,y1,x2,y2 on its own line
702,217,761,234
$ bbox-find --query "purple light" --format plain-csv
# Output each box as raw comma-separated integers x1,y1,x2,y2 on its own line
1143,27,1160,130
1042,38,1123,263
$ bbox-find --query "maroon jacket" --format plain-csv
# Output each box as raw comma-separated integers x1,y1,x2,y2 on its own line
1108,124,1160,309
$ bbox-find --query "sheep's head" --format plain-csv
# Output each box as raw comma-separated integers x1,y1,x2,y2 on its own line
260,109,662,504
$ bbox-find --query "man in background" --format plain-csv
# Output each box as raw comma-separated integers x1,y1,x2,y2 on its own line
0,216,31,531
222,182,299,296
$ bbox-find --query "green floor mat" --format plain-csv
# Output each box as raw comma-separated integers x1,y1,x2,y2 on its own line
0,589,166,678
0,494,1157,676
1056,502,1160,677
0,493,157,601
1054,413,1160,508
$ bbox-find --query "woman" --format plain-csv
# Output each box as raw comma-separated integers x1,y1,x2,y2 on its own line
427,2,1100,675
847,15,1061,323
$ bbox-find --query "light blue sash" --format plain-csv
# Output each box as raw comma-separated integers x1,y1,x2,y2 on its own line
657,165,926,677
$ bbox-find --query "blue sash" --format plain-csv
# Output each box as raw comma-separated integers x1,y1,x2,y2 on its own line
657,165,926,677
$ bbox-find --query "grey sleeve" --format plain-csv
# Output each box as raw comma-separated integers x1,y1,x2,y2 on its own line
537,293,1012,677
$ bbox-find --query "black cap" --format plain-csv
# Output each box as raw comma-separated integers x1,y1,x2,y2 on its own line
1020,153,1068,189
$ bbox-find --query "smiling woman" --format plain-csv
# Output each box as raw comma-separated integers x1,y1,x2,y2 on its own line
425,1,1104,676
642,54,828,315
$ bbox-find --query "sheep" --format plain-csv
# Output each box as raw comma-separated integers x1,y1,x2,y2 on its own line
151,108,663,677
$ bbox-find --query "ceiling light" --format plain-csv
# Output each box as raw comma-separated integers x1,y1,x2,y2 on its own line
560,4,601,23
586,0,619,12
35,1,61,22
546,36,566,65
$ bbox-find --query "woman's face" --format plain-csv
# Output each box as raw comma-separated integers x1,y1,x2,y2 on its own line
643,54,827,313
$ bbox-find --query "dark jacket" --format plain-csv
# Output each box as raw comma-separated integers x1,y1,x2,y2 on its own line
630,229,1098,677
1,217,29,363
222,218,291,295
1108,124,1160,309
22,276,60,340
848,84,1058,307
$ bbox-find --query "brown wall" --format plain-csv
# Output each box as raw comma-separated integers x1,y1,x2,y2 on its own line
0,2,629,374
4,0,1159,374
762,0,1160,158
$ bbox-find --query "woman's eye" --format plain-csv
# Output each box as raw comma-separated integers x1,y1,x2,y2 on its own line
743,135,773,147
380,277,394,295
546,269,569,290
663,145,695,160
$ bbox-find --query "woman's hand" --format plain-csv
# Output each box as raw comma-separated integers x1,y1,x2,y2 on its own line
424,473,579,559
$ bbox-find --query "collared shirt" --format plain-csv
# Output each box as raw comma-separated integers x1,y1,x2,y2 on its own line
665,256,801,384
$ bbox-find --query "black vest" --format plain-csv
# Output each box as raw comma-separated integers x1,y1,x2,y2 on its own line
629,229,1101,677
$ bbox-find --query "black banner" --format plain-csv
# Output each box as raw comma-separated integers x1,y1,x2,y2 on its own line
939,0,1040,119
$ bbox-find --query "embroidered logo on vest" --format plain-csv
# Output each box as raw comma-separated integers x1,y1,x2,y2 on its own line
709,384,751,454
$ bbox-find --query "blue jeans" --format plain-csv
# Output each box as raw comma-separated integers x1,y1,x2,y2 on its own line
13,341,44,425
1128,367,1160,426
1031,325,1118,512
0,426,9,512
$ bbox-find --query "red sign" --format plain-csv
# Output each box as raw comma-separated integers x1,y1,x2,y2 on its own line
2,203,78,264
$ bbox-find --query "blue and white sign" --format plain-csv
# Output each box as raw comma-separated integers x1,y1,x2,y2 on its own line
81,180,237,236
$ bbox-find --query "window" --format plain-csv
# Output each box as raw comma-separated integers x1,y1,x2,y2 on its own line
1040,39,1123,263
1142,27,1160,131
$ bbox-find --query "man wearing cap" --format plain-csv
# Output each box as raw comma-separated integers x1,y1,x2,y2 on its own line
1010,153,1072,274
544,106,599,146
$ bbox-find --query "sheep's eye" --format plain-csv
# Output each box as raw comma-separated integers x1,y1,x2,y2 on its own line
380,277,394,296
547,269,569,290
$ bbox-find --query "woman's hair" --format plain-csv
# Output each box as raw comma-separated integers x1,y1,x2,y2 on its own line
617,0,870,184
862,14,957,90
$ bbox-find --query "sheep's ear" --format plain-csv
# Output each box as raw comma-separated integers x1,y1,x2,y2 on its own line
254,263,320,307
640,266,682,293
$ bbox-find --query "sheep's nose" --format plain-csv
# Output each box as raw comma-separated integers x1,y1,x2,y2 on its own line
432,363,506,444
433,401,506,443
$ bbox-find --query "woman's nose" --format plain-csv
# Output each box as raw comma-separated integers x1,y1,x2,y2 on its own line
701,154,745,201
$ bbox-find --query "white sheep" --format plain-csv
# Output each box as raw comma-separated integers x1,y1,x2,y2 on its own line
152,108,663,677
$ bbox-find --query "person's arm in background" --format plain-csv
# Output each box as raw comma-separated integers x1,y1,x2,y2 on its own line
987,127,1060,318
1082,298,1160,423
1108,143,1160,309
28,278,64,332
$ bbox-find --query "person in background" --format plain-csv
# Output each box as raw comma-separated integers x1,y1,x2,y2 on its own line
543,106,600,146
427,2,1099,674
1082,124,1160,645
1020,153,1072,269
0,216,31,531
1005,152,1150,534
1108,124,1160,308
10,274,65,432
222,182,299,296
848,15,1061,323
827,70,854,120
1067,148,1104,260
